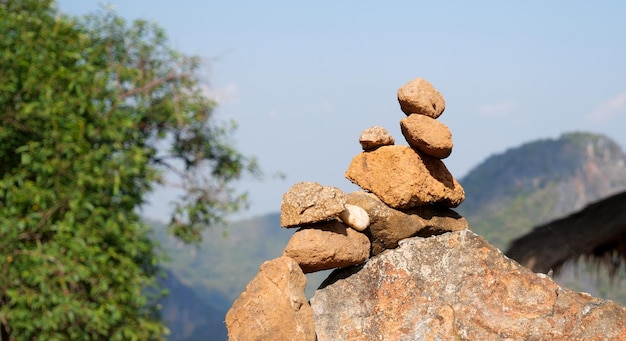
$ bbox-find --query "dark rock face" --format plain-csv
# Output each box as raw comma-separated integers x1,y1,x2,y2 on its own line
507,190,626,274
346,191,469,255
311,231,626,341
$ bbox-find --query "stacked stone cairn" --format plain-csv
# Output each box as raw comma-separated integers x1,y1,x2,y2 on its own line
226,78,470,340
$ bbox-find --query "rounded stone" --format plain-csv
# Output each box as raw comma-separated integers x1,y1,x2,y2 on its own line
400,114,453,159
339,204,370,231
397,78,446,118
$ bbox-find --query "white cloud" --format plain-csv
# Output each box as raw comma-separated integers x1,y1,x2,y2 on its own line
587,91,626,124
203,82,240,104
477,101,514,117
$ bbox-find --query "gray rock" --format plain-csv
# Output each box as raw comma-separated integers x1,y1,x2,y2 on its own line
311,231,626,340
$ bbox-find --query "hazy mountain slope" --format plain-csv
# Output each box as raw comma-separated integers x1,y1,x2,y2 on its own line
158,269,228,341
456,132,626,250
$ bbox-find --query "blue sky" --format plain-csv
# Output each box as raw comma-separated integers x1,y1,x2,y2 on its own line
56,1,626,222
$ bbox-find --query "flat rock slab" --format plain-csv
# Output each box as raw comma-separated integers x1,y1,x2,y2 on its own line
280,181,347,227
311,231,626,341
345,145,465,209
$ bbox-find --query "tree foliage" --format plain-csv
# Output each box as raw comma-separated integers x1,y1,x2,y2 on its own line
0,0,257,339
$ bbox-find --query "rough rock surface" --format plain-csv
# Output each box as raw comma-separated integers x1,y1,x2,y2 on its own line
397,78,446,118
283,220,370,273
280,181,346,228
345,145,465,209
311,231,626,341
226,257,315,341
400,114,453,159
359,126,395,151
347,191,469,255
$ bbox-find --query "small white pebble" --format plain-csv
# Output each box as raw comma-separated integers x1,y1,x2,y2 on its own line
339,204,370,231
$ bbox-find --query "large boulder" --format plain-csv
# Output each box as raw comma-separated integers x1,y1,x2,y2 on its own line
225,257,316,341
283,220,370,273
345,145,465,209
311,230,626,340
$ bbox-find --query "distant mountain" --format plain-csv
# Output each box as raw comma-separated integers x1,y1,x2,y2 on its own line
456,132,626,250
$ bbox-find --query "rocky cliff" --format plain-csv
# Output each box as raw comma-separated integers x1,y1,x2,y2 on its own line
224,79,626,340
457,132,626,250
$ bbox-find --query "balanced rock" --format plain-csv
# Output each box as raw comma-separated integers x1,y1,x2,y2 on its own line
347,191,469,255
345,145,465,209
311,231,626,340
283,220,370,273
226,256,316,341
397,78,446,118
400,114,453,159
359,126,395,151
280,181,346,227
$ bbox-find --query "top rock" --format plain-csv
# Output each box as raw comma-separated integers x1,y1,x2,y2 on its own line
397,78,446,118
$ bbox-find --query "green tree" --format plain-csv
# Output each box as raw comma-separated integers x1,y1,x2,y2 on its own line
0,1,257,339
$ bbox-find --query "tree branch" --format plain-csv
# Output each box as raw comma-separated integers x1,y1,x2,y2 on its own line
119,70,184,99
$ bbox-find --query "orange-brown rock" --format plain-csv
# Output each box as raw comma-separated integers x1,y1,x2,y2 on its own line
359,126,395,151
225,256,316,341
397,78,446,118
283,220,370,273
347,191,469,255
345,145,465,209
311,230,626,340
400,114,453,159
280,181,346,228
